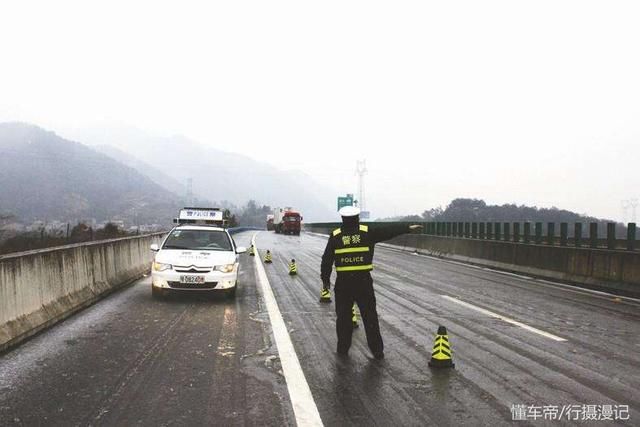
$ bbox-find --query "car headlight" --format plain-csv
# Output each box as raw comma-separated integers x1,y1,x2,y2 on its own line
218,264,236,273
153,262,172,272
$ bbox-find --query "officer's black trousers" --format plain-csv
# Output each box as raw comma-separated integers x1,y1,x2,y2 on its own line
334,274,383,355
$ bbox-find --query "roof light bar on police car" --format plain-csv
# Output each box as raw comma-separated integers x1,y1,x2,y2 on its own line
173,207,227,227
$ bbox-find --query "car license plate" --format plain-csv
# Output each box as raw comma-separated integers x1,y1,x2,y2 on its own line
180,275,205,284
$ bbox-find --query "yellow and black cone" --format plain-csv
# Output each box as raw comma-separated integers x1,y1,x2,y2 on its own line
249,245,255,256
428,326,455,368
288,259,297,275
319,288,331,303
352,303,359,329
264,250,272,263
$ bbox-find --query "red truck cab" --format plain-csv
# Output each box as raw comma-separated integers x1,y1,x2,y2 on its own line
278,211,302,235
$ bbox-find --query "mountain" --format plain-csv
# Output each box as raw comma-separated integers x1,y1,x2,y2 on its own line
71,125,336,221
0,123,182,225
93,144,187,197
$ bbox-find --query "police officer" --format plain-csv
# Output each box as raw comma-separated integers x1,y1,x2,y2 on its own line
321,206,422,359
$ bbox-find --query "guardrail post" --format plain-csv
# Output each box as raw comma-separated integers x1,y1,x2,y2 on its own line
560,223,568,246
590,223,598,248
627,223,636,251
523,222,531,244
513,222,520,242
479,222,486,239
464,222,470,238
574,223,582,247
503,222,510,241
607,223,616,250
471,222,478,239
535,222,542,244
547,223,555,245
446,222,452,237
486,222,493,239
494,222,501,241
452,222,458,237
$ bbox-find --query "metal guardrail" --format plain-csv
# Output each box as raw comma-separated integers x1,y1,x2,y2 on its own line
304,221,638,252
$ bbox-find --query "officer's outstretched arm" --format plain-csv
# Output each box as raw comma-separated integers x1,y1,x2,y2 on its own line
370,223,412,244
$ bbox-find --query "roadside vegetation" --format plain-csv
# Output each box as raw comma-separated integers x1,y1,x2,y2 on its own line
378,198,626,236
0,222,138,256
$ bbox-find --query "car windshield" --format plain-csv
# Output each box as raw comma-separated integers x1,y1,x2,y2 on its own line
162,229,232,251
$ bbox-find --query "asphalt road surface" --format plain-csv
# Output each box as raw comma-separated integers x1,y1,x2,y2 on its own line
1,231,639,426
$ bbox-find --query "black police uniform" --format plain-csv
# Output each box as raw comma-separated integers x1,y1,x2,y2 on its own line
321,221,410,358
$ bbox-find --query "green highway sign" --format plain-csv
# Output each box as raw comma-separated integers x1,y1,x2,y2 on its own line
337,194,354,211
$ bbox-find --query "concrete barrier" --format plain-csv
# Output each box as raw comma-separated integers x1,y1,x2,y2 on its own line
0,233,165,352
228,226,264,235
385,234,640,297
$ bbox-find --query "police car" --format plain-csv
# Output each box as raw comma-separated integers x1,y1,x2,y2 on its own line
150,208,247,298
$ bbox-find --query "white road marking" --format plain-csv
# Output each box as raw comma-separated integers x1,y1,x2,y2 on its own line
251,234,324,427
441,295,568,342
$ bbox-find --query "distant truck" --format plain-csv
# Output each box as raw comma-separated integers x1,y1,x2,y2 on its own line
273,207,302,235
266,214,274,231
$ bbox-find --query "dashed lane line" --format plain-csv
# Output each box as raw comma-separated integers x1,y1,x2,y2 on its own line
252,233,324,427
441,295,568,342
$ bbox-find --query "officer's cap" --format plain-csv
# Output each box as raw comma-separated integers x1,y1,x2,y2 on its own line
339,206,360,217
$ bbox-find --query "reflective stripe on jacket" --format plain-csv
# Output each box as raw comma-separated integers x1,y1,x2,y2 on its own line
332,225,373,272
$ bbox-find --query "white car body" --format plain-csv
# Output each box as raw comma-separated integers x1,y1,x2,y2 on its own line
151,225,245,297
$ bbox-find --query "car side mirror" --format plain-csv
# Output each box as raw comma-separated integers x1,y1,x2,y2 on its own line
150,243,159,252
236,246,247,254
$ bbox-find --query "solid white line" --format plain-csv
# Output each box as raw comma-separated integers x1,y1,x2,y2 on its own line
441,295,568,342
252,234,324,427
532,278,640,304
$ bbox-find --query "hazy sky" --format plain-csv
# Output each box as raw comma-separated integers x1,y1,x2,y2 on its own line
1,1,639,221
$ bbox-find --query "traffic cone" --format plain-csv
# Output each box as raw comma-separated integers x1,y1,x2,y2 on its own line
264,250,272,263
428,326,455,368
352,303,359,329
249,245,255,256
319,287,331,303
288,259,297,275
